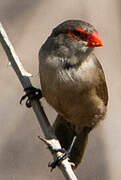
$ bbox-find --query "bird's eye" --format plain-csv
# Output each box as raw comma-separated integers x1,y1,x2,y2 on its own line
71,30,88,41
66,29,89,41
72,30,81,37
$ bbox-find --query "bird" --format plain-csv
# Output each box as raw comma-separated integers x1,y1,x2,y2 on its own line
39,19,108,169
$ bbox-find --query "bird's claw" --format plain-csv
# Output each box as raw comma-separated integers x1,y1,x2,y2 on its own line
20,87,42,108
48,149,68,171
48,136,77,171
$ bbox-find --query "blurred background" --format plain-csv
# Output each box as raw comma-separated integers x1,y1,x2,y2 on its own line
0,0,121,179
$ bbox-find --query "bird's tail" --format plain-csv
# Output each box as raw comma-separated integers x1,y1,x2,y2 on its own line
53,114,91,169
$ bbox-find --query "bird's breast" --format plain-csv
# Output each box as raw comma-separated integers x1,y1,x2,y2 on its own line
39,55,106,128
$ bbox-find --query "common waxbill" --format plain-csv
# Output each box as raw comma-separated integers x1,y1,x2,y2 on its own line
39,20,108,169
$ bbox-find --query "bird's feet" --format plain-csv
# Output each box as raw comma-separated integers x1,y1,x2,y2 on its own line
20,86,42,107
48,136,77,171
48,148,68,171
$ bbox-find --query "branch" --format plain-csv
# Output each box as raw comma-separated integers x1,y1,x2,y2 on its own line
0,23,78,180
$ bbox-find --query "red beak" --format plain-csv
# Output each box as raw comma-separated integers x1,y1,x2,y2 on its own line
88,31,103,47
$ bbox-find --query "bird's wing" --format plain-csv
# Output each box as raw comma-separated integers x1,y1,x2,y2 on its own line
93,54,108,106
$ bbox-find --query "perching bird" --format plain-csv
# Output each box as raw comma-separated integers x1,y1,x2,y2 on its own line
39,20,108,169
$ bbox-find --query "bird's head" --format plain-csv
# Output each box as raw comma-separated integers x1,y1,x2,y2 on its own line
52,20,103,54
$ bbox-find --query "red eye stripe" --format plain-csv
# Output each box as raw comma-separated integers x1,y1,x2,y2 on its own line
74,27,89,35
66,27,89,41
